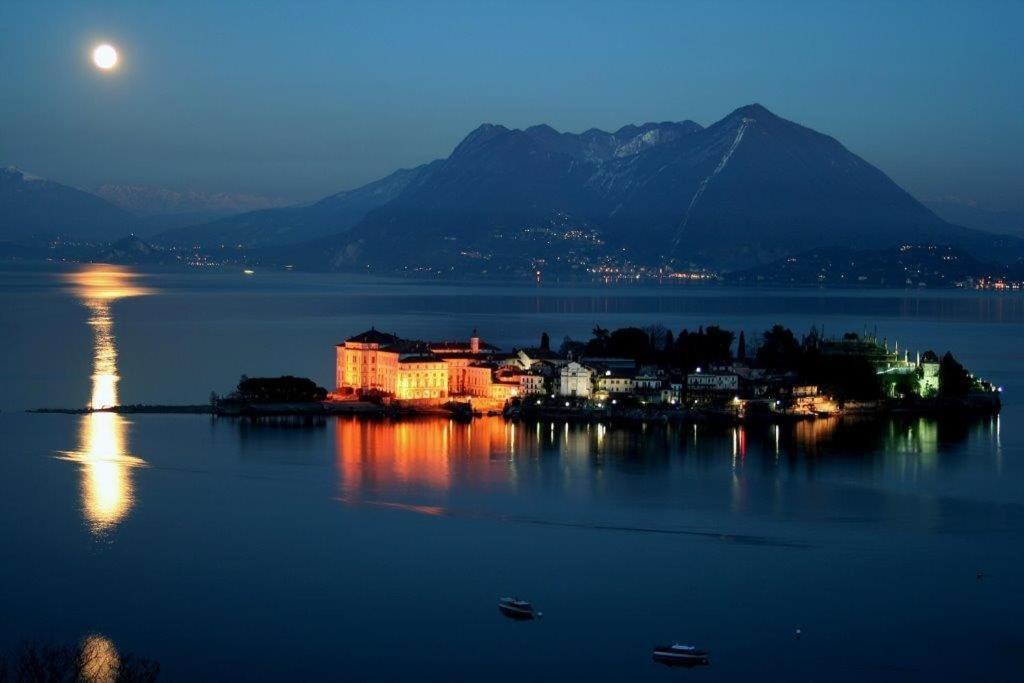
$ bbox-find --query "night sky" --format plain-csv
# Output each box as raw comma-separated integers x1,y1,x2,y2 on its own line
1,0,1021,209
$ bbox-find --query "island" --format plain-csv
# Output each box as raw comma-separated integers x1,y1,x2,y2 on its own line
206,325,1001,424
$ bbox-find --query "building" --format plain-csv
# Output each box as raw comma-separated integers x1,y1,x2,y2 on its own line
687,369,740,397
919,350,940,397
335,328,519,402
519,373,546,396
559,362,593,398
335,328,404,396
595,369,636,396
395,355,449,399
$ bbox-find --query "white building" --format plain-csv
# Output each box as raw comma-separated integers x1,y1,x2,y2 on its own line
687,370,739,396
919,350,940,397
634,372,663,391
559,362,593,398
519,373,546,395
595,369,636,396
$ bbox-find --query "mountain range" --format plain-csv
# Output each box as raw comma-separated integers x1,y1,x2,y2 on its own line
0,167,137,242
95,184,288,235
309,104,1015,272
923,198,1024,238
3,104,1022,274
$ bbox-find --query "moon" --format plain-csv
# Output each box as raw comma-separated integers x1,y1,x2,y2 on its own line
92,44,119,70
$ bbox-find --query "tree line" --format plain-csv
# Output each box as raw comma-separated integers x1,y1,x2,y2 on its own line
549,324,975,400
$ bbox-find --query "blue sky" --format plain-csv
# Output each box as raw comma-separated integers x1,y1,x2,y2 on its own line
1,0,1021,208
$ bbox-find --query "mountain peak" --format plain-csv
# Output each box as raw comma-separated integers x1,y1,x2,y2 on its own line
450,123,511,158
728,103,777,121
1,166,42,182
525,124,558,136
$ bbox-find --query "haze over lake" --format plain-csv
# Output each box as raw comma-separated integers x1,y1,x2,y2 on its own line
1,265,1022,680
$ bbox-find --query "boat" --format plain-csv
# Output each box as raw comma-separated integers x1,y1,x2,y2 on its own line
498,597,540,620
652,643,709,666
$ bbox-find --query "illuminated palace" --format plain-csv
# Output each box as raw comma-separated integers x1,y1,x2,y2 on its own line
334,328,530,402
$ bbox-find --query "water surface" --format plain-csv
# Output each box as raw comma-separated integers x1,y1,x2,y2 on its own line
1,265,1022,680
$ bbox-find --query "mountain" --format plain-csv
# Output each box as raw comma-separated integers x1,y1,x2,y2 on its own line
155,163,439,248
96,184,286,217
0,167,137,242
292,104,1019,274
94,235,178,265
923,198,1024,238
96,184,289,236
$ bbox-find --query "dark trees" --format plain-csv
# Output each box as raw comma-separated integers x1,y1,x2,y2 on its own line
939,352,973,398
756,325,802,370
235,376,327,403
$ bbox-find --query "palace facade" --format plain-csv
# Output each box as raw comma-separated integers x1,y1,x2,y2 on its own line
334,328,526,402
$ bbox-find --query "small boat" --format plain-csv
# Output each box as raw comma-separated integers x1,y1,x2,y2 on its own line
243,268,255,275
498,597,540,620
652,643,709,666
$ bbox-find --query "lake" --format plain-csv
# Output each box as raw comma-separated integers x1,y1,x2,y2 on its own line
1,264,1022,680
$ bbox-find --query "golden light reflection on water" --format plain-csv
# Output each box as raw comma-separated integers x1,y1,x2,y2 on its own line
78,634,120,683
62,265,153,410
57,265,152,535
334,416,519,499
59,412,145,533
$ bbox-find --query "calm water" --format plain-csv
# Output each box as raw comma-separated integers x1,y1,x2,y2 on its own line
1,264,1023,681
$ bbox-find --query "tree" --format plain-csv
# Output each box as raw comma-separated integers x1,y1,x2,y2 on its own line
644,325,670,352
737,331,746,361
584,325,611,356
608,327,652,361
939,352,973,398
539,331,550,352
672,326,735,371
807,355,883,400
235,376,327,403
663,330,675,364
4,639,159,682
756,325,802,370
559,336,585,359
704,326,734,362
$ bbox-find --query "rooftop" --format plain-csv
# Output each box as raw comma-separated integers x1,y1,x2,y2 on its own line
344,328,401,345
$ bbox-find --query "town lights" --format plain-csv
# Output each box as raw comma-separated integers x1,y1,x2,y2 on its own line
696,367,702,373
564,401,570,407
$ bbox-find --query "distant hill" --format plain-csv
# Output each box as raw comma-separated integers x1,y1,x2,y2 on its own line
94,235,178,265
96,184,286,217
923,199,1024,238
277,104,1021,274
96,184,289,236
155,163,439,248
0,167,137,242
728,245,1018,287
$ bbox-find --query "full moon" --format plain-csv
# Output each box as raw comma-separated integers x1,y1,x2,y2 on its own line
92,44,119,70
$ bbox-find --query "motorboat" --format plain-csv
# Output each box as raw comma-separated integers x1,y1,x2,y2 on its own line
498,597,540,620
652,643,709,666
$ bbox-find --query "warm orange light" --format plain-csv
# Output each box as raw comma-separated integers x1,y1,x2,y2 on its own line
79,634,120,683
